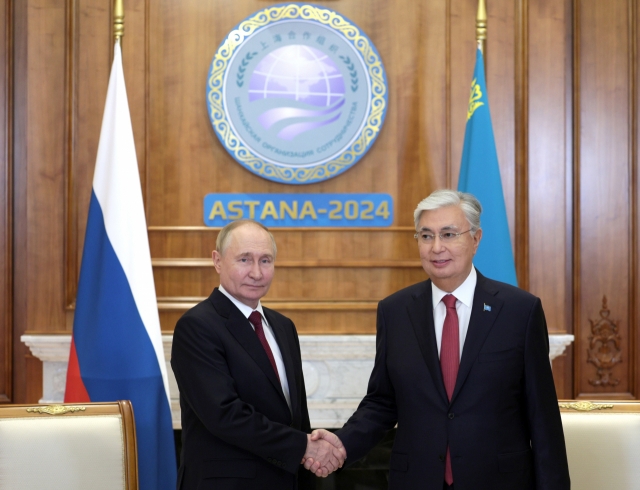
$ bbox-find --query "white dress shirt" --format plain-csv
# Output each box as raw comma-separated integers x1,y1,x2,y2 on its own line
219,286,292,410
431,266,477,360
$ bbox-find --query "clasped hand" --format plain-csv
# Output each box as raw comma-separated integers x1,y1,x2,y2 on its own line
301,429,347,477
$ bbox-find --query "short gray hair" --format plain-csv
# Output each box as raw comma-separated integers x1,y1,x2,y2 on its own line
413,189,482,235
216,219,277,258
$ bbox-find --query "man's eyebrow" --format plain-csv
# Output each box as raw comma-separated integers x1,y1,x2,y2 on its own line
419,225,459,232
236,251,274,259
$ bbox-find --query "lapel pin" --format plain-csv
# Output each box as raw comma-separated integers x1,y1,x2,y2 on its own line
483,303,492,312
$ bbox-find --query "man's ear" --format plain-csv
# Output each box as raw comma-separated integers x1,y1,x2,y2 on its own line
472,228,482,255
212,250,222,273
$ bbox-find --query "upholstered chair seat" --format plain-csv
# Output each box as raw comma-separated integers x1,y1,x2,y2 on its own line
560,400,640,490
0,401,138,490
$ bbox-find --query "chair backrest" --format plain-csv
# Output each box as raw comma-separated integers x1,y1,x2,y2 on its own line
560,400,640,490
0,400,138,490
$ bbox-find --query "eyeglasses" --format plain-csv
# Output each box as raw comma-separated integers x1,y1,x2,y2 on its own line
414,229,472,244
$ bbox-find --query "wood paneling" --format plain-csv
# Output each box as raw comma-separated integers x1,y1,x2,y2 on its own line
6,0,640,402
575,0,634,398
0,0,11,403
514,0,529,292
66,0,106,308
488,0,516,241
13,0,68,403
552,351,573,401
635,0,640,401
527,2,572,323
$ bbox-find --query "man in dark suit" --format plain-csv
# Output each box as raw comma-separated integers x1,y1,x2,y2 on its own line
308,189,570,489
171,219,345,490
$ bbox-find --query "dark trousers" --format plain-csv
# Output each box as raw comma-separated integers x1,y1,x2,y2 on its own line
443,484,454,490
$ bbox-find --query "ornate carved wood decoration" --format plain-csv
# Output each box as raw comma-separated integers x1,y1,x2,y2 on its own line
558,401,614,411
26,405,86,415
586,296,622,387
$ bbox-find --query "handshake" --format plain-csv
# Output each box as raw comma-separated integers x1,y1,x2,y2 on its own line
301,429,347,477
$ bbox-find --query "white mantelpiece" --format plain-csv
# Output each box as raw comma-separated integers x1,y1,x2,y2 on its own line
22,333,574,429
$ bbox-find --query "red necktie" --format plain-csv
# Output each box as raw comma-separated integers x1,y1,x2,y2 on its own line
440,294,459,485
249,311,280,379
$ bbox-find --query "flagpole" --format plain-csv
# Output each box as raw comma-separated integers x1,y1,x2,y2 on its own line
476,0,487,67
114,0,124,45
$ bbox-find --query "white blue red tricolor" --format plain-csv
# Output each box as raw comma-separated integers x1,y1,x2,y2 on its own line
65,43,177,490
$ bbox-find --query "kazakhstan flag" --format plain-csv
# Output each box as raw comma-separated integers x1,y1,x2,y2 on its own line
458,48,517,286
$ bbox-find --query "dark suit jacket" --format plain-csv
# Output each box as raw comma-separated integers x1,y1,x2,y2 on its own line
171,288,314,490
336,271,570,490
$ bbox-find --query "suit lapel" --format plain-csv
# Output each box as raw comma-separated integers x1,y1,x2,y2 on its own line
407,281,449,405
450,273,503,404
264,308,297,417
210,290,287,407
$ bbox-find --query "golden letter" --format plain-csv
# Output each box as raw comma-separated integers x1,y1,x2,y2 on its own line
244,201,260,219
260,200,279,220
280,201,298,220
208,201,227,220
299,201,318,220
228,201,243,220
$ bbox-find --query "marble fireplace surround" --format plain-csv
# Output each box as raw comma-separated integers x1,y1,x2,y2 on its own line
22,334,574,429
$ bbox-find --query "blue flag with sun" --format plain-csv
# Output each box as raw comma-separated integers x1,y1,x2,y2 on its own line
458,48,517,286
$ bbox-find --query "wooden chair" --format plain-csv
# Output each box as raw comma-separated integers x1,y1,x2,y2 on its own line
560,400,640,490
0,400,138,490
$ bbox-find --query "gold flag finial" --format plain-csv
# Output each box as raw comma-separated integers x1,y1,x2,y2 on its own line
114,0,124,44
476,0,487,55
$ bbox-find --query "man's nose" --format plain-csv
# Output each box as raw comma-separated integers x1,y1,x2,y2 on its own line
249,261,262,278
431,235,445,252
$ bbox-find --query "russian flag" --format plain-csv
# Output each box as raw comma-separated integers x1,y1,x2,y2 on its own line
64,42,177,490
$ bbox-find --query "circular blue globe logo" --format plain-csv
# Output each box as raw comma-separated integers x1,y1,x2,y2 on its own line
207,4,388,184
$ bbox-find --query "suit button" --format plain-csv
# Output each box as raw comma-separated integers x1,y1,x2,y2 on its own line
439,454,445,462
448,413,454,419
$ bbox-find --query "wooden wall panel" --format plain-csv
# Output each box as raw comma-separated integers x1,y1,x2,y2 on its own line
450,0,477,188
64,0,529,338
13,0,69,403
576,0,633,398
139,0,459,335
148,229,420,262
527,0,573,397
636,0,640,401
152,266,424,300
448,0,518,273
67,0,111,310
0,0,11,402
11,0,640,401
392,1,446,216
12,0,26,403
149,227,423,332
528,0,572,333
488,0,516,241
68,0,147,307
145,0,404,227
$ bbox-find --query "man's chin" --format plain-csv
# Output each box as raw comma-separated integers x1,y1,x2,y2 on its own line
241,286,269,299
425,269,451,280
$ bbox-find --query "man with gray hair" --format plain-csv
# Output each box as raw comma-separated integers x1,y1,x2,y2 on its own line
308,189,570,489
171,219,346,489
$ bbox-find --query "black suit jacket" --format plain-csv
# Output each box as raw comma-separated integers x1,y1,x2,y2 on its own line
337,272,570,490
171,288,313,490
